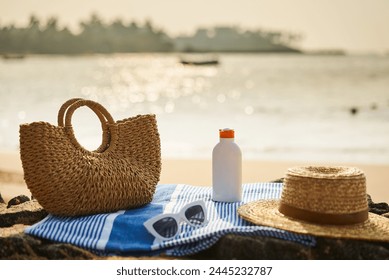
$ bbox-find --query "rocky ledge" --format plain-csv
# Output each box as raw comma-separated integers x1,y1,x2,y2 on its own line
1,193,389,260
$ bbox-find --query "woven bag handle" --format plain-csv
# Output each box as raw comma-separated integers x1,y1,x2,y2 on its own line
58,98,82,126
58,98,111,153
58,98,110,127
63,99,116,153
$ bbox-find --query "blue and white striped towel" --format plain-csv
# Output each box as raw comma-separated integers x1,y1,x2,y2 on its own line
25,183,316,256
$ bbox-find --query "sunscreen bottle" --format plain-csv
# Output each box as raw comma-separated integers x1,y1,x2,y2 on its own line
212,128,242,202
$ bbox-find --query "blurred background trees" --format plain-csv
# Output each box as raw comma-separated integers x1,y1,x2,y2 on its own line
0,14,300,54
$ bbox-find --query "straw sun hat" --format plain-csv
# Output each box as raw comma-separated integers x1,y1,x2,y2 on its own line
238,166,389,241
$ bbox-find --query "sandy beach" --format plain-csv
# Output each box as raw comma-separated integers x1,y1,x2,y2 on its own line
0,150,388,203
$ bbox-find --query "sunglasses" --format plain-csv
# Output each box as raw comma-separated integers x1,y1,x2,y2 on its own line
144,200,208,242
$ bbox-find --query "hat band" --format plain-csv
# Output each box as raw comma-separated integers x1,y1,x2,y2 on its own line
279,202,369,225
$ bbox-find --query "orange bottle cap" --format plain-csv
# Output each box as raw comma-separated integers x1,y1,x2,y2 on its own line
219,128,235,138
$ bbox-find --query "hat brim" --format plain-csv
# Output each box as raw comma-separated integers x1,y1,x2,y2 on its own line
238,200,389,242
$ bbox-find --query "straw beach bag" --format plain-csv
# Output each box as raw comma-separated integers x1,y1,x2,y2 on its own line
20,98,161,216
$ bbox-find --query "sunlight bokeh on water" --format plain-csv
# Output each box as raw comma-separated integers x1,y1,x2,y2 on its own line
1,53,389,164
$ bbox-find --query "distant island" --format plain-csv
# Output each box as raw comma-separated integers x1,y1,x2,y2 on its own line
0,14,302,54
175,27,301,53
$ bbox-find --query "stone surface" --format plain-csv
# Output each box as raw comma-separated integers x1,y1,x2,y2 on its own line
0,220,168,260
0,200,47,228
367,194,389,215
7,195,30,208
0,233,99,260
0,224,172,260
1,192,389,260
192,235,389,260
0,232,173,260
192,235,312,259
269,178,284,183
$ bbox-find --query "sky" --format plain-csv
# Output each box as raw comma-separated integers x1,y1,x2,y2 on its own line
1,0,389,53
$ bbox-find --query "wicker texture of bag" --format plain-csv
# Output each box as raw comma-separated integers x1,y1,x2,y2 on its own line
20,98,161,216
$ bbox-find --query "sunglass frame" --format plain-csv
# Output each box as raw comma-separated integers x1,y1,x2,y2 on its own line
143,200,208,242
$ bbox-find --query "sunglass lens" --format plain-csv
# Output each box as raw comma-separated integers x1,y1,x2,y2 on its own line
185,205,205,226
152,217,178,238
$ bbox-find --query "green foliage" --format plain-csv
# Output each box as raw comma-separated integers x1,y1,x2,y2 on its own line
0,14,174,54
0,14,299,54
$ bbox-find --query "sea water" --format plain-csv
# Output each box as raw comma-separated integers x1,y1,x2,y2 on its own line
0,53,388,164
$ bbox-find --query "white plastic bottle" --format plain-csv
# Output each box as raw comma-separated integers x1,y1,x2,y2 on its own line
212,128,242,202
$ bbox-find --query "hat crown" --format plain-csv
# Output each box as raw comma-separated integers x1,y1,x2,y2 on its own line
280,166,368,224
